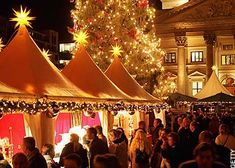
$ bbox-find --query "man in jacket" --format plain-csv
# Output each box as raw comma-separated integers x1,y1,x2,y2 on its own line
86,127,108,168
22,137,47,168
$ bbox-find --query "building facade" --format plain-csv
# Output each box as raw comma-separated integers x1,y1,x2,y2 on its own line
156,0,235,96
29,29,59,63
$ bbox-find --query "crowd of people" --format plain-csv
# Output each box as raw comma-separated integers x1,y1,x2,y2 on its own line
0,112,234,168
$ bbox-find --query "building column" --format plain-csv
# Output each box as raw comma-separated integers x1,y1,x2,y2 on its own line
175,32,187,94
204,32,216,80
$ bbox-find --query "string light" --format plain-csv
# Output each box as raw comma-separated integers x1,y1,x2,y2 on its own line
10,6,35,28
0,38,4,52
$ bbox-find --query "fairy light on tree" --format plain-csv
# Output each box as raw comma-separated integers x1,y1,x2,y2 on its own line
70,0,171,95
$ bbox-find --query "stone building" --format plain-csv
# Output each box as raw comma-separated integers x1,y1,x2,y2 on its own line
156,0,235,96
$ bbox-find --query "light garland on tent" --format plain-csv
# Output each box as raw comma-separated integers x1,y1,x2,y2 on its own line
0,99,167,119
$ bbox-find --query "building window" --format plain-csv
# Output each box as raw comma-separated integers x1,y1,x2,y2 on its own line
191,51,203,62
164,52,176,63
221,55,235,65
192,81,203,96
222,44,233,50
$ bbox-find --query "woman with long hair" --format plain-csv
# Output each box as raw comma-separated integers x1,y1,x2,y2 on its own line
108,129,128,168
129,130,151,168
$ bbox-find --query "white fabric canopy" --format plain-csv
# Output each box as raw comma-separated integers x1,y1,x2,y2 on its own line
195,71,231,99
105,57,159,101
62,45,130,99
0,25,91,97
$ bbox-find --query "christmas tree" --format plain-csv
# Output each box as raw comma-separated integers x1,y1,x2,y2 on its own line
70,0,173,97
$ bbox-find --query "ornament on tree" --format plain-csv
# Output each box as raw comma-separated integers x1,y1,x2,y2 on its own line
71,0,167,97
138,0,149,9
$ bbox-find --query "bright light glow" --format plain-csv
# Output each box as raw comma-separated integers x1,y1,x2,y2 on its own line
74,31,89,45
42,49,51,57
110,45,123,57
0,38,4,51
212,65,217,71
55,126,87,155
10,6,35,28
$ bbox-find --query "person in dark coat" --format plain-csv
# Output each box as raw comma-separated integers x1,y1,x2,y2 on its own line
150,128,169,168
190,121,201,150
198,131,230,167
178,117,193,161
179,143,226,168
86,127,109,168
150,118,164,145
59,133,88,168
21,137,47,168
63,154,82,168
162,132,183,168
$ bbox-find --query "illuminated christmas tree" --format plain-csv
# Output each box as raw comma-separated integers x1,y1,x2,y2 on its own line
70,0,173,97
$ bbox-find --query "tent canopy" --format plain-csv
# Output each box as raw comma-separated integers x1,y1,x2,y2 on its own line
198,92,235,102
195,71,231,99
168,92,197,102
0,25,91,97
105,57,159,101
0,81,22,94
62,45,130,99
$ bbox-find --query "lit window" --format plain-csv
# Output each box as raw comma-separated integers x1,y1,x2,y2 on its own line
191,51,203,62
222,44,233,50
164,52,176,63
59,43,75,52
192,81,203,96
221,55,235,65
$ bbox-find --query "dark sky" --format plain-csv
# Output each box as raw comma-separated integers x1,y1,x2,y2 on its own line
0,0,74,41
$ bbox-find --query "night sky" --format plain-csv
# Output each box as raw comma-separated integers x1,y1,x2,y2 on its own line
0,0,74,41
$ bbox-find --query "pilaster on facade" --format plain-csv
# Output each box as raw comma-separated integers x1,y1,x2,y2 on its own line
203,32,216,46
175,31,188,94
175,31,188,47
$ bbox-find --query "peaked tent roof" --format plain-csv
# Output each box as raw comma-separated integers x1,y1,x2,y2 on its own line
195,71,231,99
0,81,21,94
0,25,91,97
105,57,159,101
62,45,130,99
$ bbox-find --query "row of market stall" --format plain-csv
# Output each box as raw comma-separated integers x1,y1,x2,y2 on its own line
168,70,235,113
0,17,162,155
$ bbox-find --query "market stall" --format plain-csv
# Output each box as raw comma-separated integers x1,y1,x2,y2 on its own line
105,56,161,136
0,18,93,150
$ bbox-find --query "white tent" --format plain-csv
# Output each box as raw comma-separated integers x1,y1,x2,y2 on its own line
195,71,231,99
